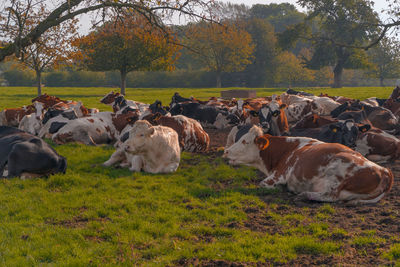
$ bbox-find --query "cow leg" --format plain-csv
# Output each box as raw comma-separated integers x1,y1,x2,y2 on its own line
0,160,7,177
103,149,125,167
259,177,277,189
7,155,22,178
260,174,287,189
225,126,238,148
129,155,143,172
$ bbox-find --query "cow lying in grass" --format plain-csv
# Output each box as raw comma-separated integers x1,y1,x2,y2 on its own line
0,126,67,178
105,120,180,173
223,125,393,204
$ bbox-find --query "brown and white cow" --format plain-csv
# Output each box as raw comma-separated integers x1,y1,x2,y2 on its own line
223,125,393,204
0,101,45,127
355,128,400,162
122,120,181,173
144,113,210,152
51,111,139,145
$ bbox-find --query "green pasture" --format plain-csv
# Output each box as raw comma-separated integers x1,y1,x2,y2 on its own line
0,86,399,265
0,86,395,109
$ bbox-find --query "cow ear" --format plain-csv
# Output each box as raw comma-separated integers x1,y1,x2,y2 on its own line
154,113,162,121
312,114,319,123
279,104,287,109
359,124,371,132
147,127,155,136
255,136,270,150
250,110,258,117
272,110,280,117
329,124,341,133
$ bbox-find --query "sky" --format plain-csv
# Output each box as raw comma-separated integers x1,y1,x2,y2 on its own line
77,0,391,34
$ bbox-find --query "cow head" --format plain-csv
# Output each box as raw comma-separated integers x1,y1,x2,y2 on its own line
149,100,168,115
223,125,264,165
328,120,370,148
250,102,287,135
124,120,155,154
42,108,64,125
57,156,67,174
113,95,128,112
100,91,120,105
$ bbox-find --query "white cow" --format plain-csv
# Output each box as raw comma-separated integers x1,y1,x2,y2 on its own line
123,120,180,173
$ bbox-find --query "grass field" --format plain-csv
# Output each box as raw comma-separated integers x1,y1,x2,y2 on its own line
0,86,399,265
0,86,395,110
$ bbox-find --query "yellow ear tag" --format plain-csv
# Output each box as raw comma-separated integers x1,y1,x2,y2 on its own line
361,106,365,111
258,138,270,150
332,128,338,133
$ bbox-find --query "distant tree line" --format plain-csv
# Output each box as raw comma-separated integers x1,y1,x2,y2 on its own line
1,1,400,90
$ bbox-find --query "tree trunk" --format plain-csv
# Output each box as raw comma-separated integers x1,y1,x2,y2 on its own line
36,69,42,96
120,70,127,95
333,63,344,88
216,72,222,88
380,76,385,87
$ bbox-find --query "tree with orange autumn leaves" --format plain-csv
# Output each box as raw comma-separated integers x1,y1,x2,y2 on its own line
3,4,78,95
72,14,180,95
185,22,254,88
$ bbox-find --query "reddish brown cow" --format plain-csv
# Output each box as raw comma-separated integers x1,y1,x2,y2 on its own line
292,114,338,129
224,125,393,204
144,113,210,152
0,105,36,127
355,127,400,162
32,94,67,109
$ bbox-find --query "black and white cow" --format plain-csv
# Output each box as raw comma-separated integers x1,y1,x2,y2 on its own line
169,102,239,129
0,126,67,178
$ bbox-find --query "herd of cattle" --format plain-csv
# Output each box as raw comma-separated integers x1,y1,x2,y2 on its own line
2,86,400,204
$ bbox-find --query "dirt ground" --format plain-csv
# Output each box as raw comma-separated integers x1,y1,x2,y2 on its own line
190,128,400,266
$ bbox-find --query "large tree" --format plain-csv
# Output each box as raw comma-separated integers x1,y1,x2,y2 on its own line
366,37,400,86
73,14,179,95
0,0,215,62
12,5,78,95
243,18,278,87
186,21,254,88
280,0,380,88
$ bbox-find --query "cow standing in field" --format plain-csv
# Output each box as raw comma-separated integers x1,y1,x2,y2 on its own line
223,125,393,204
122,120,181,173
0,126,67,178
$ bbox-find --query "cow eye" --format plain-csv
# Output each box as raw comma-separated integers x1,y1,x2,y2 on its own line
242,140,247,144
140,134,144,137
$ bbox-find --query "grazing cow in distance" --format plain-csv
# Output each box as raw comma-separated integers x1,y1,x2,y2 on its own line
223,125,393,204
144,113,210,152
122,120,181,173
0,126,67,178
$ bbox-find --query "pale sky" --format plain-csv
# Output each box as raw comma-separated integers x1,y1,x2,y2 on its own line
77,0,391,34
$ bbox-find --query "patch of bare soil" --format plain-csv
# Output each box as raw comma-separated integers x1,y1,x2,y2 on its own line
186,128,400,266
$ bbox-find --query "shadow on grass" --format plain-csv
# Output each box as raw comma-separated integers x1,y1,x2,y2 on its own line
189,186,279,200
